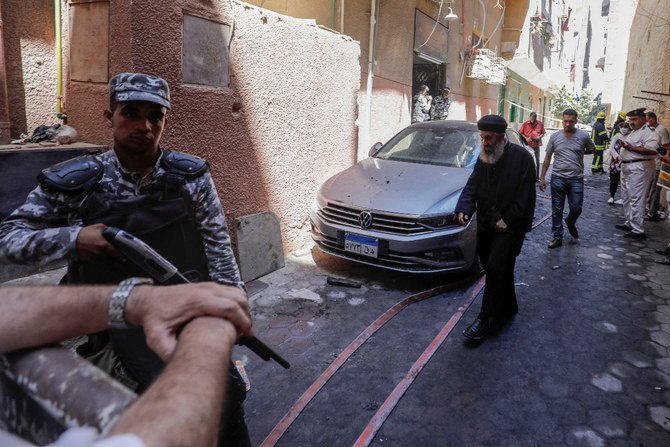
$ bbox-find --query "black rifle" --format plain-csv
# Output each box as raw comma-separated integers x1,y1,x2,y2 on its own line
103,226,290,369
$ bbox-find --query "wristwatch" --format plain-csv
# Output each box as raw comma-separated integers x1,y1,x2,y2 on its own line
109,277,154,329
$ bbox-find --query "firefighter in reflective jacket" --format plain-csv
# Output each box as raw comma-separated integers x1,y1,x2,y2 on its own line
591,111,610,173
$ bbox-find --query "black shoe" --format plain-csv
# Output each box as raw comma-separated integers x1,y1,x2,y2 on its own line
655,248,670,256
548,238,563,249
656,257,670,266
615,223,632,231
463,318,489,340
623,231,646,240
566,221,579,239
644,215,664,222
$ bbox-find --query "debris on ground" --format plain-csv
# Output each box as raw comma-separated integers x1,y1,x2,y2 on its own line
327,276,362,288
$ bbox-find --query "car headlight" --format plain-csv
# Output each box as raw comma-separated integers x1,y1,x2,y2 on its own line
312,191,328,212
416,213,458,230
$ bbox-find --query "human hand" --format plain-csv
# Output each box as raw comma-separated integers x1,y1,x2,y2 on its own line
125,282,253,361
76,223,123,262
539,178,546,191
495,219,508,231
457,212,469,226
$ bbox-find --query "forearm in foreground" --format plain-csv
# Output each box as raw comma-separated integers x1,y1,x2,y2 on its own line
106,317,236,447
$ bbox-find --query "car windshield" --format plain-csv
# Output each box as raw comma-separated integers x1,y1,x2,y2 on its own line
374,126,481,168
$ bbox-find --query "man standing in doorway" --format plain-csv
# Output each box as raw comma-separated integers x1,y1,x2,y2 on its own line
412,85,432,123
540,109,596,248
615,108,660,239
456,115,536,342
519,111,546,180
430,86,452,121
591,111,609,174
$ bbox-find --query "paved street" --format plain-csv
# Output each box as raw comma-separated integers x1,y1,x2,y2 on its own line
3,166,670,446
241,169,670,446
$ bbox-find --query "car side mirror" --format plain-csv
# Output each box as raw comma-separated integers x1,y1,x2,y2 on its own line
369,142,383,157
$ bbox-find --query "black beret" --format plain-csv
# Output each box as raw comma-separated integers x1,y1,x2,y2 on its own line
477,114,508,133
626,107,646,117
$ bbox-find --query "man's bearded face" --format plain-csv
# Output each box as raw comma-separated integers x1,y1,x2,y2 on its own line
479,131,505,164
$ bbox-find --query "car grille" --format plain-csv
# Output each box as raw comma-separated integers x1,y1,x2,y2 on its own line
312,233,466,273
317,203,426,235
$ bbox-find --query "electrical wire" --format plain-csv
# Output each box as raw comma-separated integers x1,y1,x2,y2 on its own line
474,0,486,48
415,0,444,51
482,0,505,49
634,0,670,27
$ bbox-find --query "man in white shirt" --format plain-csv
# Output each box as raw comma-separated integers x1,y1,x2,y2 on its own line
644,111,670,221
615,108,660,239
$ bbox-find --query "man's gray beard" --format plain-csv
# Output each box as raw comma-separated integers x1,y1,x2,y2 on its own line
479,140,505,164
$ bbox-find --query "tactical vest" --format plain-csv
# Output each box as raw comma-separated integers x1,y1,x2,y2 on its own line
39,150,211,284
41,150,215,389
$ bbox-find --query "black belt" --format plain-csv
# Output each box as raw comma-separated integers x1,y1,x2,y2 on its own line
621,158,654,164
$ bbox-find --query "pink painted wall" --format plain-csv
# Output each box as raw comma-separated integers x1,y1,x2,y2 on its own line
64,1,361,252
3,0,58,138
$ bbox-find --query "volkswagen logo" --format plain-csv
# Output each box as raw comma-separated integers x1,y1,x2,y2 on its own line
358,211,373,228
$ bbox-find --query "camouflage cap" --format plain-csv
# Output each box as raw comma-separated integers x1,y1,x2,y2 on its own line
109,73,171,109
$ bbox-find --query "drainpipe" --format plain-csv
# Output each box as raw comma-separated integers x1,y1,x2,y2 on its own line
54,0,67,122
331,0,335,30
363,0,377,155
0,1,11,143
340,0,345,33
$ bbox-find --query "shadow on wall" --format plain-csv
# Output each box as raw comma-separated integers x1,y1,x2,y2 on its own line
156,81,272,253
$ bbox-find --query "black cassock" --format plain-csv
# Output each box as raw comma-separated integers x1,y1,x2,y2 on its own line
456,141,536,319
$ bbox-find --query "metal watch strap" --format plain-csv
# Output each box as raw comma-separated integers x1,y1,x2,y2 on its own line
109,277,153,329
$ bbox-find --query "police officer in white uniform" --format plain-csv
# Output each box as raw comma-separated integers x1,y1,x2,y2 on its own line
615,108,660,239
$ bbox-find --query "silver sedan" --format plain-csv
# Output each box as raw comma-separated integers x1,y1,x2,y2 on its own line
310,121,476,273
310,120,533,274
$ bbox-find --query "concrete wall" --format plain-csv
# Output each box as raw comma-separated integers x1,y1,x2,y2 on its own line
622,0,670,127
63,0,361,252
244,1,513,156
3,0,58,138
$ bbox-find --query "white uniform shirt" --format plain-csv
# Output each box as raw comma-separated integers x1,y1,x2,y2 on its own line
653,123,670,169
620,124,659,161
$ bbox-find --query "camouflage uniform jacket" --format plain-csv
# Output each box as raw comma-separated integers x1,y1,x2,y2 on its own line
0,149,244,289
430,96,451,120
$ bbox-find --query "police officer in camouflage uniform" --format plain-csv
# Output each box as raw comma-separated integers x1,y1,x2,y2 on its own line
430,86,452,121
0,73,251,446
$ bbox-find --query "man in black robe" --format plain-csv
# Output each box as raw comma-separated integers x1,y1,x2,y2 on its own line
455,115,536,341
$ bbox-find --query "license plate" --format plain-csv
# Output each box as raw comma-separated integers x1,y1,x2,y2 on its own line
344,232,379,258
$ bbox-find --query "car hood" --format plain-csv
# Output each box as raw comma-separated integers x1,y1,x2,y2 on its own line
319,157,471,215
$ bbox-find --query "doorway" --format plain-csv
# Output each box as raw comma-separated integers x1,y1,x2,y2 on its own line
412,57,444,101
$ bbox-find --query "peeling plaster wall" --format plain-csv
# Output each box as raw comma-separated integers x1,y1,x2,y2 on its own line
64,0,361,252
3,0,58,138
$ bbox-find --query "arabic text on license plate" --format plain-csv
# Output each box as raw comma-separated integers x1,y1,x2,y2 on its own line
344,233,379,258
